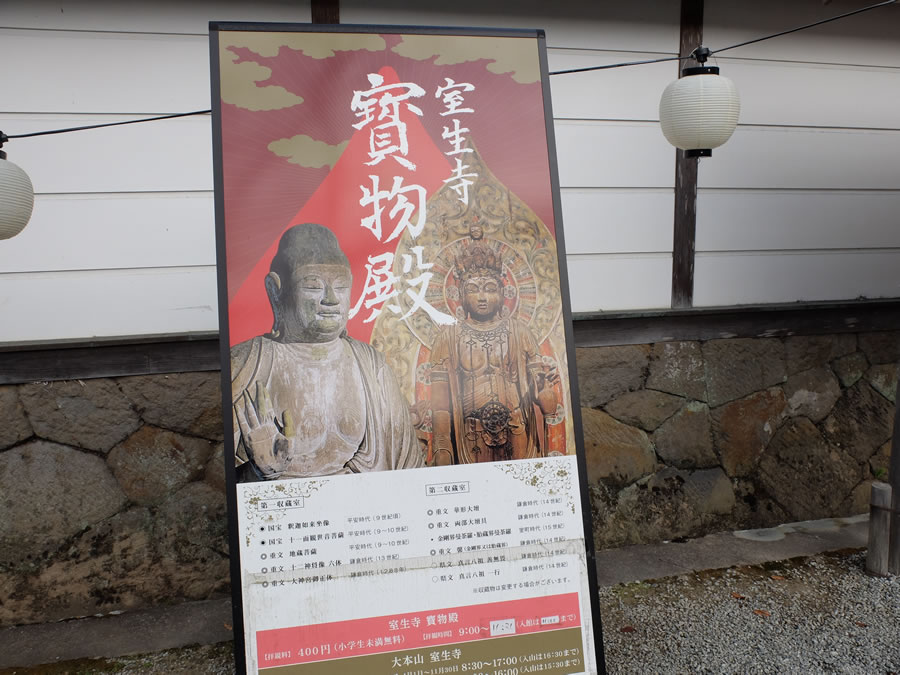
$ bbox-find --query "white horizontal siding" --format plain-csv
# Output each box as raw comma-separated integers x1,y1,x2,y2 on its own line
2,29,210,114
693,0,900,308
0,14,217,344
547,50,676,121
340,0,680,52
2,115,213,194
567,255,673,313
0,267,219,345
694,250,900,307
716,57,900,130
562,189,674,255
555,121,675,189
545,33,678,314
697,126,900,190
0,193,215,273
696,190,900,252
695,124,900,305
2,0,311,34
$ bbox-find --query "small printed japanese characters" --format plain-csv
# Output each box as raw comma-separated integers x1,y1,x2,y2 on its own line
230,223,423,481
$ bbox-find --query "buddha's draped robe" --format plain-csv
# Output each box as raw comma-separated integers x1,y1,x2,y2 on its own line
231,335,423,480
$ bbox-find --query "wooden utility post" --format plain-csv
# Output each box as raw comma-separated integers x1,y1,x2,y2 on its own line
868,374,900,576
671,0,703,309
889,385,900,573
311,0,339,24
867,482,892,576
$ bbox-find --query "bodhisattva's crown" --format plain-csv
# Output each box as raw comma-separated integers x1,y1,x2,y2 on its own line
454,244,503,283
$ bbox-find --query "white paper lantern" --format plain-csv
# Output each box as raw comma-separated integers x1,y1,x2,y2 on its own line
0,152,34,240
659,67,740,157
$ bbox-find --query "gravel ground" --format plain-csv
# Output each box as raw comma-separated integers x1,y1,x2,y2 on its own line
599,550,900,675
3,550,896,674
0,644,234,675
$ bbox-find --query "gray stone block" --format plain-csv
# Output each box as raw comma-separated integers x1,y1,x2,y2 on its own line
646,341,706,401
703,338,786,407
822,381,894,463
204,442,227,494
684,467,735,516
784,367,841,422
784,334,856,375
712,388,787,478
758,417,862,521
575,345,649,408
869,440,891,481
839,479,875,517
0,491,230,628
652,401,717,469
0,441,127,565
0,385,32,450
858,331,900,364
581,407,656,487
866,363,897,402
729,479,792,531
153,482,229,600
18,380,140,453
0,507,156,626
118,372,224,441
107,426,214,506
604,389,683,432
832,352,868,388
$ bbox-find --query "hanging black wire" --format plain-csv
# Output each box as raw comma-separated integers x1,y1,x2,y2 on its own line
0,0,895,144
549,0,896,76
2,110,211,143
549,54,687,77
710,0,896,57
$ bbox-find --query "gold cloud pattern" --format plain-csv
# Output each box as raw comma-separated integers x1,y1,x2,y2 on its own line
219,46,304,111
219,32,387,112
223,32,386,59
391,35,540,84
268,135,350,169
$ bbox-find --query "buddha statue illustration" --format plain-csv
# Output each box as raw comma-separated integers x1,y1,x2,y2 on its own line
230,223,423,481
429,231,559,465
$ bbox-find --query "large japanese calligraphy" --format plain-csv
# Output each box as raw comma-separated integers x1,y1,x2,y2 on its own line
211,24,604,675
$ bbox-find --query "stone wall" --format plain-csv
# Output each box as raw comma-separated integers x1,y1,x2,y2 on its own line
578,332,897,549
0,374,229,627
0,330,896,627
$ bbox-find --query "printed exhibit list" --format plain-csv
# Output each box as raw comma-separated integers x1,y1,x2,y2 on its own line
237,456,594,674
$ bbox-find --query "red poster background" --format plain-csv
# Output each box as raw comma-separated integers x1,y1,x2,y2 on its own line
219,33,555,346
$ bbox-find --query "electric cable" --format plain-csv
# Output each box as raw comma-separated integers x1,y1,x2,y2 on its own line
0,0,896,142
1,110,211,143
550,0,897,75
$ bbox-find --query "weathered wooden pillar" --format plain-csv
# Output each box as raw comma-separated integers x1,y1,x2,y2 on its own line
671,0,703,308
311,0,339,24
867,482,892,576
888,382,900,574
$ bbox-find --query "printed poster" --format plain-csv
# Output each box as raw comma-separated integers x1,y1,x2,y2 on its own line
210,23,605,675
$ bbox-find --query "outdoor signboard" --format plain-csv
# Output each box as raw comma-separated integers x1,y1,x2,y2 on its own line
210,23,606,674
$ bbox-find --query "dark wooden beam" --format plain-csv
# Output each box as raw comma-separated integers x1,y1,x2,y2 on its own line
311,0,339,24
0,338,221,385
573,299,900,348
2,301,899,384
671,0,704,309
